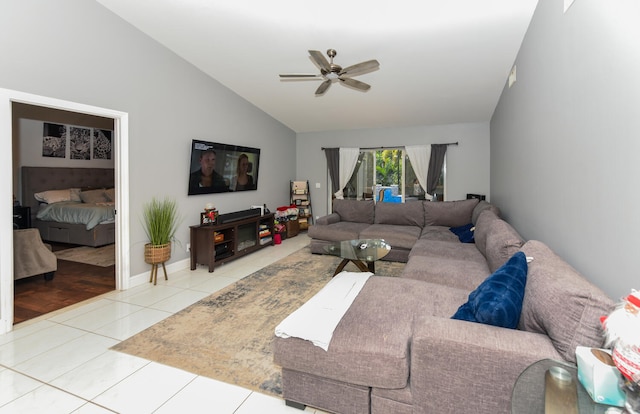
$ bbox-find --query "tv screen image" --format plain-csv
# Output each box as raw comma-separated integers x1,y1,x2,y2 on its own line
188,139,260,195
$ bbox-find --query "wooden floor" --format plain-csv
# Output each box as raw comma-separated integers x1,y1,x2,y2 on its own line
13,243,115,325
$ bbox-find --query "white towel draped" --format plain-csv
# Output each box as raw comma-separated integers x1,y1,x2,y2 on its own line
274,271,372,351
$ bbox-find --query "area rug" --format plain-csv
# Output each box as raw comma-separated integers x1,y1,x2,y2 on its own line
54,244,115,267
111,246,404,396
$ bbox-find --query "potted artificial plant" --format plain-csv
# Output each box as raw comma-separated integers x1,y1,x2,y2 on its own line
142,197,181,265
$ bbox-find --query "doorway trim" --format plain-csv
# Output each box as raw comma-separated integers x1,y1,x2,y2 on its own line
0,88,130,334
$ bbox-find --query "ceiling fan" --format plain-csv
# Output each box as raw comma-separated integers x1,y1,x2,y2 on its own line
280,49,379,96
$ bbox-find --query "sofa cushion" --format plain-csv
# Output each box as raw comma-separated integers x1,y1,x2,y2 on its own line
307,222,371,242
471,200,501,225
333,199,375,224
484,219,525,273
409,238,486,263
423,198,479,227
519,240,615,363
374,201,424,227
401,255,490,291
473,209,500,258
273,277,469,389
419,225,460,243
359,224,421,250
452,251,528,329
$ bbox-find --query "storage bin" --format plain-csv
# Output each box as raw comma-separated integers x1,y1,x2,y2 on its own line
286,219,299,238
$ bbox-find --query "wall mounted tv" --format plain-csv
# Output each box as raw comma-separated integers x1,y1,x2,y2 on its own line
188,139,260,195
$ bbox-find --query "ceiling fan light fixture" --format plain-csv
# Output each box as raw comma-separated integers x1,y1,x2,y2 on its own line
280,49,379,96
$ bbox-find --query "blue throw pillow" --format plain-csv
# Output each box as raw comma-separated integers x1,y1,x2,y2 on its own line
449,223,475,243
451,251,528,329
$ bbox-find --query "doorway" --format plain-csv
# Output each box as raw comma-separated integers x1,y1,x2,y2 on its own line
0,88,130,334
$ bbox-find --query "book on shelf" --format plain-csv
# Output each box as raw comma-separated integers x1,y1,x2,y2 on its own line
259,229,271,238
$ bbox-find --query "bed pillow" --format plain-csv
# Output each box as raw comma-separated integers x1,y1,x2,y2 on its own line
70,188,82,202
451,251,528,329
80,189,109,203
34,189,73,204
104,188,115,202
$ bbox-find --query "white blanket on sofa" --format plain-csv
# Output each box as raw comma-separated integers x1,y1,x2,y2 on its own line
274,271,372,351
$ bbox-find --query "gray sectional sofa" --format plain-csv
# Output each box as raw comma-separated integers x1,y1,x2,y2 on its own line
308,198,499,262
273,198,615,414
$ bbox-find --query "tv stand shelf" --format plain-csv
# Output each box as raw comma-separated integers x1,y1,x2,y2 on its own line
189,212,275,272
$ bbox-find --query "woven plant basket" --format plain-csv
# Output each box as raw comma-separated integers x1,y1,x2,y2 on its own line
144,242,171,264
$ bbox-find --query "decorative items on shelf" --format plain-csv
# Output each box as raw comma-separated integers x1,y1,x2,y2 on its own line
275,205,298,221
601,289,640,413
201,203,219,225
259,222,272,245
275,205,299,238
290,180,313,230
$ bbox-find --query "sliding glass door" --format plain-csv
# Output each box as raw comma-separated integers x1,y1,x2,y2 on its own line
343,148,445,202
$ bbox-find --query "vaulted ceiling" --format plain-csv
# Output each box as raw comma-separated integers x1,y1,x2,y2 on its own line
96,0,539,133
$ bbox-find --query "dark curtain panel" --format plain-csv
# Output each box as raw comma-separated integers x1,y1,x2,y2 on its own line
426,144,447,195
324,148,340,195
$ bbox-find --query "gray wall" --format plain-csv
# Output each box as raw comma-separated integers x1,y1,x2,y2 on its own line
1,0,296,277
296,122,491,218
491,0,640,299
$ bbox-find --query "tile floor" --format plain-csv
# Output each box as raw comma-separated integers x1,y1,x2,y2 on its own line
0,235,329,413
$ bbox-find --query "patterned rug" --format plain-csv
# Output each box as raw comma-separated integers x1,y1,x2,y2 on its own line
54,244,115,267
111,246,404,396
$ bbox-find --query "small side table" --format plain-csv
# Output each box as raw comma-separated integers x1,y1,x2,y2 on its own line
511,359,619,414
13,206,31,229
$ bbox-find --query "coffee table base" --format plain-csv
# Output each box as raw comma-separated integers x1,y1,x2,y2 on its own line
333,258,374,276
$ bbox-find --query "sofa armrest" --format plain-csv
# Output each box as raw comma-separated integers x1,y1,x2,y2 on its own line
316,213,341,225
410,316,562,414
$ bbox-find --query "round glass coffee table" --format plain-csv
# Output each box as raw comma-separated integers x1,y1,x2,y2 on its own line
323,239,391,276
511,359,620,414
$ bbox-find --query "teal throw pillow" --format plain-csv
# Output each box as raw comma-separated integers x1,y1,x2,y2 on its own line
452,251,528,329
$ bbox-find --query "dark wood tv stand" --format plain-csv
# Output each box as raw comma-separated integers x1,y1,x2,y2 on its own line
189,212,275,272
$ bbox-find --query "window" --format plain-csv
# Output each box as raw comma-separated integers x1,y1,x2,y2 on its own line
343,148,445,202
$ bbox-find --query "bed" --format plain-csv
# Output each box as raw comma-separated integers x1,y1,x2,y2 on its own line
21,167,116,247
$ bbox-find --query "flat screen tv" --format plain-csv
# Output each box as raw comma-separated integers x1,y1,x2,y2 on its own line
188,139,260,195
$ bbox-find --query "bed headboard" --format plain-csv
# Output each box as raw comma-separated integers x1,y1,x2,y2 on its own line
21,167,115,222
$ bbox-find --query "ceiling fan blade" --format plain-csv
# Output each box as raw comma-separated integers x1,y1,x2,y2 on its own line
309,50,331,72
279,74,322,79
339,59,380,77
315,80,332,96
339,77,371,92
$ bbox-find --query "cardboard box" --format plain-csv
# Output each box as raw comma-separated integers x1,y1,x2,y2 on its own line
576,346,625,407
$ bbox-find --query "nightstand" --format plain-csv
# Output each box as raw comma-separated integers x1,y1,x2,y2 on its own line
13,206,31,229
